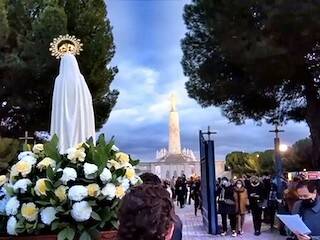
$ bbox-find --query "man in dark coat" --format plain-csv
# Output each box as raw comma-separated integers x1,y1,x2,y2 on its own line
248,175,265,236
292,180,320,240
217,177,237,237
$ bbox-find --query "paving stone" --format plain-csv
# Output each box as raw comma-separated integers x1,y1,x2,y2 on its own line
175,204,288,239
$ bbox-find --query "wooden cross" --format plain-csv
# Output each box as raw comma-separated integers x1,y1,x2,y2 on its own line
19,131,34,145
269,124,284,139
202,126,217,140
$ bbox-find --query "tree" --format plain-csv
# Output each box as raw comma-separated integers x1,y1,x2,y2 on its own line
182,0,320,169
0,0,118,138
0,137,19,171
225,151,248,176
283,138,313,171
226,150,274,176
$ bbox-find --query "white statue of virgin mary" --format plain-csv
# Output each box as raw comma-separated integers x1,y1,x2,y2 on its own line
49,35,95,153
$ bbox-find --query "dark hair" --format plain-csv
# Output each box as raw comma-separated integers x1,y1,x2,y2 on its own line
296,180,317,193
118,184,174,240
139,172,161,185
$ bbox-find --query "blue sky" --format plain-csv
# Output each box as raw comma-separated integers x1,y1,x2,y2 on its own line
101,0,310,162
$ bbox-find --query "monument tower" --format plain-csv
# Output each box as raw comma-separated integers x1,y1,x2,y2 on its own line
168,94,181,154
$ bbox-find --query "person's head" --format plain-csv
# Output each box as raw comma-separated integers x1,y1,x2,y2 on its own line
118,184,175,240
250,175,260,186
296,180,318,207
235,179,244,189
221,177,229,186
140,172,161,185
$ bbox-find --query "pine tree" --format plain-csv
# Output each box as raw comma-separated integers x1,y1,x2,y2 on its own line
0,0,118,137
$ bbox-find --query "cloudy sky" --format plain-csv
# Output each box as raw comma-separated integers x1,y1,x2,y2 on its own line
101,0,310,162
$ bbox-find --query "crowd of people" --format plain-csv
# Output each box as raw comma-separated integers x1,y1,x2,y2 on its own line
115,171,320,240
216,174,320,240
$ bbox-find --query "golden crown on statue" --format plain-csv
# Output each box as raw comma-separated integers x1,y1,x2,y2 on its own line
49,34,83,59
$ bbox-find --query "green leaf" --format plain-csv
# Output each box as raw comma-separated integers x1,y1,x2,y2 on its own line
111,220,119,229
51,220,59,231
44,135,61,162
79,231,91,240
4,185,14,196
91,211,101,221
54,180,63,188
44,180,53,190
58,227,75,240
35,200,50,206
46,166,55,181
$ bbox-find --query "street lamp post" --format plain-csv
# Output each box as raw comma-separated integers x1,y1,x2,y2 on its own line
269,124,285,199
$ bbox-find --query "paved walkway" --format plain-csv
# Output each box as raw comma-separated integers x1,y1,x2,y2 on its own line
175,204,287,239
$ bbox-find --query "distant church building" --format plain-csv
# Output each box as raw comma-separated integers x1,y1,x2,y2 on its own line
137,94,200,179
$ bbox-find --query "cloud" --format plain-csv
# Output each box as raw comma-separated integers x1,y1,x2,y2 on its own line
102,0,310,163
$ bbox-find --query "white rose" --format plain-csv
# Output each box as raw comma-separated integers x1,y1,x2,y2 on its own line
0,195,9,214
68,185,88,201
37,157,56,171
131,176,141,185
60,167,77,184
101,183,116,200
13,179,32,193
18,151,36,161
99,168,112,183
71,201,92,222
21,155,37,166
5,196,20,216
67,147,86,163
40,207,57,225
32,144,44,154
121,179,130,191
111,145,119,152
7,216,17,235
83,163,98,179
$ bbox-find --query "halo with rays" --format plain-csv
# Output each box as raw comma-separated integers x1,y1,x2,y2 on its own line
49,34,83,59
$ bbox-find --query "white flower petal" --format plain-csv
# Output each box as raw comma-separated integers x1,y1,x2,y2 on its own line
71,201,92,222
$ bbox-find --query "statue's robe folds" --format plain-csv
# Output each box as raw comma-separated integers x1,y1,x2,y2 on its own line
50,53,95,153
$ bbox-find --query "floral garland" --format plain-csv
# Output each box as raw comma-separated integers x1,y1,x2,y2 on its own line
0,134,140,240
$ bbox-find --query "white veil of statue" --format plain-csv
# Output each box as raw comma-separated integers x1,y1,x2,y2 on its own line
50,53,96,153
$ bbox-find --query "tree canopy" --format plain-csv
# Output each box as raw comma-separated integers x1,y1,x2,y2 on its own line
0,0,118,138
225,150,274,176
182,0,320,168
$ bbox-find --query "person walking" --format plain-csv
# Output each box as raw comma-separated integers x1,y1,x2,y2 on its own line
234,179,249,235
192,177,201,216
266,178,279,230
248,175,265,236
175,177,186,208
217,177,237,237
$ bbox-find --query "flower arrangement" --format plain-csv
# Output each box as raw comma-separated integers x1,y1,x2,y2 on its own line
0,134,140,240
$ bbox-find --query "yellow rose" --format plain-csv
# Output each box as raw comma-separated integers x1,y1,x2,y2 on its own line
32,144,44,154
15,160,32,177
68,148,86,163
54,185,68,202
0,175,7,186
115,185,126,199
21,203,39,222
37,157,56,171
87,184,101,197
125,168,135,180
108,159,121,170
35,178,49,196
115,152,129,164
